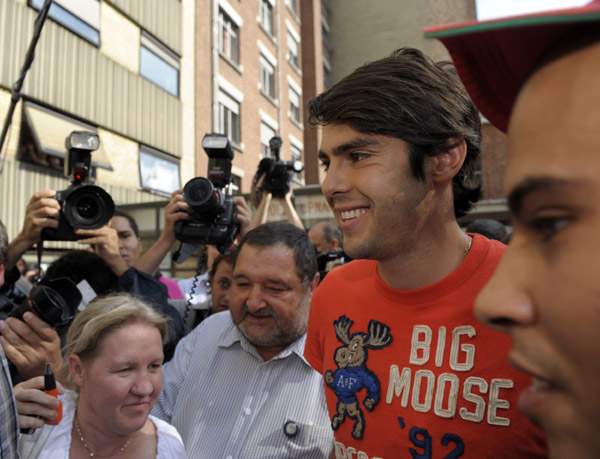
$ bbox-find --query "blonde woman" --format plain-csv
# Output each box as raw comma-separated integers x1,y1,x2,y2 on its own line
18,294,186,458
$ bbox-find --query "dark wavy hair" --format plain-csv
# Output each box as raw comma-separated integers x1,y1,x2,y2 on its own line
309,47,482,218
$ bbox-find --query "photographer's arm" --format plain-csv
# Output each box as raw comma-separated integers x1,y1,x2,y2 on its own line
279,187,304,230
135,190,190,275
233,196,253,240
6,190,60,270
0,312,63,381
250,189,272,229
75,225,129,277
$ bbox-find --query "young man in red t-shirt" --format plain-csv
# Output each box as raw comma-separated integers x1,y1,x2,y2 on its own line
304,48,547,458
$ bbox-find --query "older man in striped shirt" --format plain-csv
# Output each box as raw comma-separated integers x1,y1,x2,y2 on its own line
152,222,333,458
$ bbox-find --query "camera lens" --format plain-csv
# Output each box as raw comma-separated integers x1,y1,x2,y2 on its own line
63,185,115,230
76,197,98,220
183,177,223,217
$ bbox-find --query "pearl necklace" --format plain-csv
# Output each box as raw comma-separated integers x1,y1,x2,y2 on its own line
75,414,131,457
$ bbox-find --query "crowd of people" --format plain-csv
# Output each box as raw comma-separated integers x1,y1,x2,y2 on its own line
0,2,599,458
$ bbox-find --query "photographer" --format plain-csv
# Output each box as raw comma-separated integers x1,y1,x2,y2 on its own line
135,189,253,304
0,189,183,379
251,136,305,231
308,221,348,280
0,218,63,452
251,173,304,230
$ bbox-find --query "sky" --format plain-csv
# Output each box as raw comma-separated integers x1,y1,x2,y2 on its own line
476,0,589,20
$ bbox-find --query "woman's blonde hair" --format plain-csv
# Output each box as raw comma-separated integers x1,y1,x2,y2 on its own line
58,294,169,389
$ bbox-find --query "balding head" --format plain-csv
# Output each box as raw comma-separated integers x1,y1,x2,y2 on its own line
308,221,342,252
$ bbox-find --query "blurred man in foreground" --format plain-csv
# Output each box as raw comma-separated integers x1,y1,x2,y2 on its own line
426,2,600,457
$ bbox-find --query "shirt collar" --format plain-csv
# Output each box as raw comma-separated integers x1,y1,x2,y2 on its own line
218,321,312,368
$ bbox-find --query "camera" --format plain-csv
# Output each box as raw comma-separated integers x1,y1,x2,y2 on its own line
41,131,115,241
316,250,351,283
255,136,304,198
10,277,82,327
174,134,239,254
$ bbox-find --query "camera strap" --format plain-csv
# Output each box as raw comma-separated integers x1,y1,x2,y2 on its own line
36,239,44,280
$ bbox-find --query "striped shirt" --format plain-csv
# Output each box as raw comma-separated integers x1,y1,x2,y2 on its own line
152,311,333,458
0,347,19,459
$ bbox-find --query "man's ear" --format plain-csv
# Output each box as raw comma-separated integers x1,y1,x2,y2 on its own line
431,137,467,185
0,263,5,289
308,273,320,295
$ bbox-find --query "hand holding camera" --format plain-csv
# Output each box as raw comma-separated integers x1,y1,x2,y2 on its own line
174,134,240,255
6,190,60,270
41,131,114,242
0,308,63,381
75,224,129,277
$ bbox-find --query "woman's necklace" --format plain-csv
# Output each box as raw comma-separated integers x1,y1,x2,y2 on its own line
74,412,131,457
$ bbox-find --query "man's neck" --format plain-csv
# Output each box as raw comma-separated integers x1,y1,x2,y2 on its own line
376,223,471,291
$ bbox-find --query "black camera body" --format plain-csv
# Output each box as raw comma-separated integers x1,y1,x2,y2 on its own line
10,277,82,328
316,250,351,283
257,137,304,198
174,134,239,254
42,131,114,241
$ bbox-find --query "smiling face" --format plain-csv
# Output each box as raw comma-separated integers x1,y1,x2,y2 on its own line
474,40,600,458
71,321,164,436
230,243,317,361
318,123,432,262
110,216,142,267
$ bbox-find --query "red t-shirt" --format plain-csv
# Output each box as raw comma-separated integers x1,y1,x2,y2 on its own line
305,234,546,459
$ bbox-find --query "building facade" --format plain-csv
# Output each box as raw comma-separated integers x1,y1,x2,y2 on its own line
0,0,196,262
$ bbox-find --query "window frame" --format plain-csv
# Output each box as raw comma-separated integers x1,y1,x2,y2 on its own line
140,32,180,97
287,32,300,69
29,0,100,46
259,0,274,36
260,121,277,159
139,145,181,197
259,55,276,99
217,90,241,146
218,9,240,64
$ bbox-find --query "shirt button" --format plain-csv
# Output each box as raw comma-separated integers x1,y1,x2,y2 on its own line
245,408,251,416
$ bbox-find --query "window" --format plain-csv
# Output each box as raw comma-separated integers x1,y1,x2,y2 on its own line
231,174,242,195
287,32,299,68
218,90,241,145
30,0,100,46
322,17,330,51
288,84,301,123
259,0,274,36
323,58,332,89
139,146,181,196
260,122,276,158
259,55,275,99
219,9,240,64
140,32,180,97
290,143,303,180
19,102,112,174
288,0,298,17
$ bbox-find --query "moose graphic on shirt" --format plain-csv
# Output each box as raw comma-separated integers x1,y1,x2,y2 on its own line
325,315,392,439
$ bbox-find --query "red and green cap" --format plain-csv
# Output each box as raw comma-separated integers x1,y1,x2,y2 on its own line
424,1,600,132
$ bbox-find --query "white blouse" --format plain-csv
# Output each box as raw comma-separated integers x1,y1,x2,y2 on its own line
19,390,187,458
